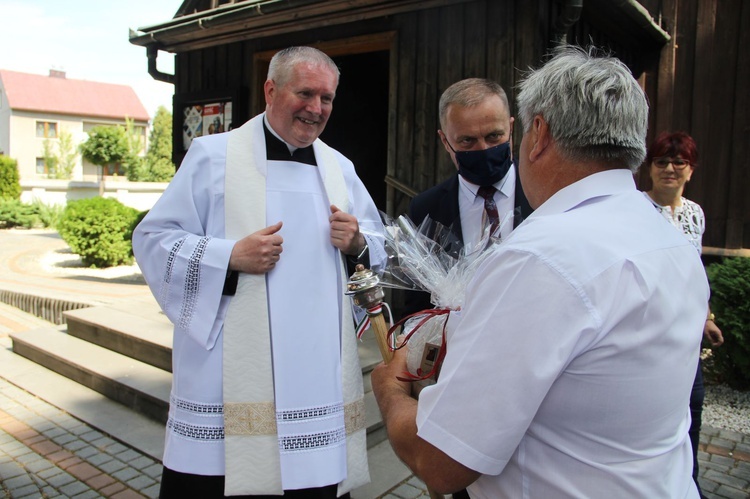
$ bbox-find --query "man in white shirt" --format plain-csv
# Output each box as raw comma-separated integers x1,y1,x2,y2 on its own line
134,46,384,498
372,46,706,499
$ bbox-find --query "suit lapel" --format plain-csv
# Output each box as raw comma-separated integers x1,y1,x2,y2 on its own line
434,174,463,243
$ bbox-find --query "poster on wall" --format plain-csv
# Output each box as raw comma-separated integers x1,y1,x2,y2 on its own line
182,105,203,150
182,100,234,150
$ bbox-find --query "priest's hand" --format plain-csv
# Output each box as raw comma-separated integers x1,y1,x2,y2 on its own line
330,205,365,256
229,221,284,274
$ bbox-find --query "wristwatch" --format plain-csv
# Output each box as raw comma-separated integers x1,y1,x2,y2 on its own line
707,312,716,322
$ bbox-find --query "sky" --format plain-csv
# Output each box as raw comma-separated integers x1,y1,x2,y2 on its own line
0,1,183,120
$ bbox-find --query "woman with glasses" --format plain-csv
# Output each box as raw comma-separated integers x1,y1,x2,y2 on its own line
643,130,723,498
644,131,702,250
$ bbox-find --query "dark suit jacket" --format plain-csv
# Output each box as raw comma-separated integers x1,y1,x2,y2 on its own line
403,164,533,315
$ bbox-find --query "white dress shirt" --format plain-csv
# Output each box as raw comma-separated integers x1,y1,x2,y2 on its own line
417,169,706,499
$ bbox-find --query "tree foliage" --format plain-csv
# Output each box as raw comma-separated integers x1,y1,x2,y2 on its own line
135,106,175,182
80,125,129,168
148,106,173,163
57,130,79,179
124,117,146,158
121,118,145,179
43,129,79,179
42,139,59,176
0,156,21,200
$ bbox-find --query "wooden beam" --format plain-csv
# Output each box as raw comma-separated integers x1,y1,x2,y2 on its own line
132,0,473,53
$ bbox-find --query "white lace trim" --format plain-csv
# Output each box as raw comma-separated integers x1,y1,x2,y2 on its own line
167,417,224,442
279,427,347,454
178,236,211,329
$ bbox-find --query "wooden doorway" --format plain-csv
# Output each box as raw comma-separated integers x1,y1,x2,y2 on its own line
322,50,389,211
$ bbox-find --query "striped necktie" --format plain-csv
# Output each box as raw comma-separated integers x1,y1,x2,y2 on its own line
477,185,500,236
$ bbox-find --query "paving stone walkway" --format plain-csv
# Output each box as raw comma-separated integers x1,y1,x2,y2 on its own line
0,377,160,498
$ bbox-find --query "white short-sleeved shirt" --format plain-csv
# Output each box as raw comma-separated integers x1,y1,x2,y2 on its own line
417,169,707,499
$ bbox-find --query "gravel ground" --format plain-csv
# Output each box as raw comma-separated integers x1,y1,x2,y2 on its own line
40,243,145,282
704,383,750,434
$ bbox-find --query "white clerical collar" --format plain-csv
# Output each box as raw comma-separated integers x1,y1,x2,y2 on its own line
263,114,299,154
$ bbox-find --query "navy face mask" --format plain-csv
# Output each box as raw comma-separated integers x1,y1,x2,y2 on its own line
450,141,512,187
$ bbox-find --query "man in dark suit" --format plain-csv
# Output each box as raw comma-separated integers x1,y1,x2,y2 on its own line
405,78,533,315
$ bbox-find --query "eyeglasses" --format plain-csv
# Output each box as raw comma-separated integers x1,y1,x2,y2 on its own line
653,157,690,170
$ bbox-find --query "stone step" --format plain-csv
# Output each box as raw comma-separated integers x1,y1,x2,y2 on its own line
0,337,408,499
11,326,172,423
0,336,165,461
64,305,173,372
8,322,388,447
62,301,386,376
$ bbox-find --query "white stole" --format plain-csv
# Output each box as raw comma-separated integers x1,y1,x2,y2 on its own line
222,114,369,496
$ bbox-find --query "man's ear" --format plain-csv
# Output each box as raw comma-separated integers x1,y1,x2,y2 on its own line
528,116,551,162
438,130,452,153
263,79,275,107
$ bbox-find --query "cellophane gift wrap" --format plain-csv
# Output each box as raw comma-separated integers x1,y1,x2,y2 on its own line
364,209,516,388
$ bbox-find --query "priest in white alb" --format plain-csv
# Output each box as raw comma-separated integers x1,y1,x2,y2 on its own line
133,46,385,498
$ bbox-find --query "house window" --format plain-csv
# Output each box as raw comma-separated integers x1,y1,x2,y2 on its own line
36,121,58,138
36,157,56,175
105,162,125,176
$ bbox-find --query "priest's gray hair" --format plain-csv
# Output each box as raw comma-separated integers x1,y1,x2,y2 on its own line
439,78,510,129
267,46,340,87
516,46,648,172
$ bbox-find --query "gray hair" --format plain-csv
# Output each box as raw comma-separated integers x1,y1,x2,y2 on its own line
267,46,340,87
439,78,510,129
516,46,648,172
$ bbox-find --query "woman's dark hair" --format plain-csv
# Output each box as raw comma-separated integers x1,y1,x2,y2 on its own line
646,131,699,167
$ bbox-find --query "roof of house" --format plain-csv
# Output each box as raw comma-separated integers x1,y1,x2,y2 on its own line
0,69,150,122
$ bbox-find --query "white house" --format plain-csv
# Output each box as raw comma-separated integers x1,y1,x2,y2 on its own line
0,69,166,211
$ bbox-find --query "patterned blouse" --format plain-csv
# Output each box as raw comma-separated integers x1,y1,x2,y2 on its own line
644,193,705,254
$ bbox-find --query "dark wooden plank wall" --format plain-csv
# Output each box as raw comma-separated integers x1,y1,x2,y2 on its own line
729,2,750,250
168,0,750,252
638,0,749,251
388,0,552,218
172,1,555,219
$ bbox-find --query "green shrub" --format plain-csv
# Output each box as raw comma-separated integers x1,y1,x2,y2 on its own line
0,199,42,228
0,199,64,229
31,200,64,229
58,197,139,268
0,156,21,200
704,257,750,390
